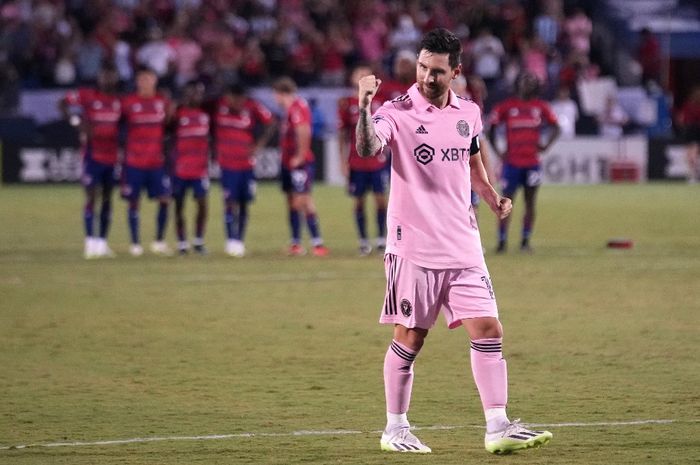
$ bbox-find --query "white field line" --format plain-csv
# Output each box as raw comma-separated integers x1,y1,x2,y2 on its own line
1,419,697,451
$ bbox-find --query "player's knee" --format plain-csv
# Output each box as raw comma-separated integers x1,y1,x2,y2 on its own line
393,326,428,352
465,317,503,339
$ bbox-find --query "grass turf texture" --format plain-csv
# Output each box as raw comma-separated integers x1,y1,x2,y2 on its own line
1,182,698,464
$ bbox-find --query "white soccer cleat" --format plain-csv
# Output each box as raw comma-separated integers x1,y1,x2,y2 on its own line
177,241,190,255
150,241,173,256
84,237,98,259
380,427,432,453
225,240,245,257
129,244,144,257
375,237,386,251
484,419,552,454
94,238,116,258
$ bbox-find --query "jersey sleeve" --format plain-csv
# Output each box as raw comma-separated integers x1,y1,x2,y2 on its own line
337,98,350,130
372,102,397,148
289,104,310,127
487,103,504,126
541,102,559,125
252,100,274,125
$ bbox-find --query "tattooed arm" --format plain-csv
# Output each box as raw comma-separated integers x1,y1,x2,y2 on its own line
355,75,383,157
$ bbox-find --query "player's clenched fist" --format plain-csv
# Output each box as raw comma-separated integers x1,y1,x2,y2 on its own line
358,75,382,109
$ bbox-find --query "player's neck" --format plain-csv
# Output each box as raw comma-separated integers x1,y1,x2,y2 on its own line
424,92,450,109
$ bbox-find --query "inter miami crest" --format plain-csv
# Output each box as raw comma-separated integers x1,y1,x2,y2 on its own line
413,143,435,165
400,299,413,317
456,120,470,138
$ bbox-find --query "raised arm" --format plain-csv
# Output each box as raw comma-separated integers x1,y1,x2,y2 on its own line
355,75,383,157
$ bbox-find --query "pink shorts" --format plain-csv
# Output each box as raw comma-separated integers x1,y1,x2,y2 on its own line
380,254,499,330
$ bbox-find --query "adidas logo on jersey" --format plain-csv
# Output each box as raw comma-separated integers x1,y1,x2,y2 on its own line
415,125,428,134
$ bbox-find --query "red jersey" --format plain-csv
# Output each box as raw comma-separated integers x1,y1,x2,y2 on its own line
173,106,210,179
64,88,121,165
214,98,273,171
337,95,386,171
121,94,169,169
280,97,314,169
488,98,558,167
378,79,412,103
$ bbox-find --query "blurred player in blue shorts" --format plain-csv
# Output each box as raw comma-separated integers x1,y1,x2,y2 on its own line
61,65,121,259
120,66,173,256
171,81,210,255
272,77,329,257
338,64,388,255
488,72,560,253
213,84,275,257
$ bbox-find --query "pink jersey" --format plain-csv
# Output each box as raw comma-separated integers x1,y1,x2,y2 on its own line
372,84,485,269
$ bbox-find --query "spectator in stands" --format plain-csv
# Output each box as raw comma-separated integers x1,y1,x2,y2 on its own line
136,26,176,88
534,0,563,50
0,52,20,113
470,26,506,104
597,93,628,139
550,85,578,139
76,33,105,84
564,7,592,56
318,22,354,87
388,14,420,55
677,86,700,183
637,27,661,86
353,10,388,70
168,16,203,89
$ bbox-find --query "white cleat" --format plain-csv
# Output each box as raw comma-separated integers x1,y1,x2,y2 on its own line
129,244,144,257
380,427,431,453
484,419,552,454
150,241,173,256
94,238,116,258
84,237,98,259
225,240,245,257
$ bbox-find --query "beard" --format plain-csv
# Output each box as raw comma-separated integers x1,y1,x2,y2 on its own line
419,81,446,100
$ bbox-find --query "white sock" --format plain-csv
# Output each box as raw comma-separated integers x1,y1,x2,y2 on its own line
485,407,510,433
386,412,409,431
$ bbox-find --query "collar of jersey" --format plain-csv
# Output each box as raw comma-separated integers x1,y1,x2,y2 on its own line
408,83,461,113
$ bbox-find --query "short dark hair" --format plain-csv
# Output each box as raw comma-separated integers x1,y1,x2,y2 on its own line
227,82,248,96
418,28,462,69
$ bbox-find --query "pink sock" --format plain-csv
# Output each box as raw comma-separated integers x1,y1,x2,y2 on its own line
470,338,508,411
384,340,417,415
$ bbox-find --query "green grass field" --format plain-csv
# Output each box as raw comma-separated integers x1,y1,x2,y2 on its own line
1,182,699,464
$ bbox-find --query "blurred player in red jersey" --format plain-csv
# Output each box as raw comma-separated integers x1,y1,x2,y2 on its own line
378,50,417,102
338,63,388,255
677,86,700,183
272,77,329,257
488,72,560,253
171,80,210,255
61,65,121,259
213,83,275,257
120,66,173,256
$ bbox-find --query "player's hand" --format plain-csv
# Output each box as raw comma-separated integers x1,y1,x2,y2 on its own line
341,161,349,178
290,155,305,169
496,196,512,219
358,75,382,110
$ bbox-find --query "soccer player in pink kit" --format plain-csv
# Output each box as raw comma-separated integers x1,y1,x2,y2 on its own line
356,28,553,455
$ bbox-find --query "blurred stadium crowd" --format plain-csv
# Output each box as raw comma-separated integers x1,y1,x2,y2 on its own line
0,1,646,103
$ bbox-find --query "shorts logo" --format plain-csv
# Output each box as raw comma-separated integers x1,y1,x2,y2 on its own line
400,299,413,317
481,276,495,299
413,143,435,165
456,120,470,138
